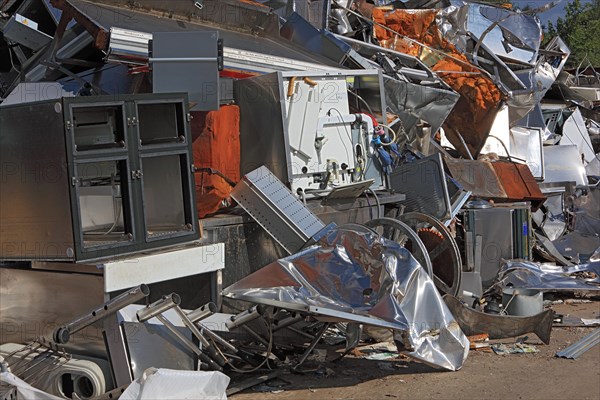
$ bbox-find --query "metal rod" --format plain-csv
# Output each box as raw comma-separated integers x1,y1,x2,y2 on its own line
225,306,265,330
287,326,316,340
272,313,302,332
241,325,269,347
155,314,222,372
54,284,149,344
136,293,180,323
187,302,217,323
198,325,237,354
293,323,330,369
173,306,227,367
11,349,52,376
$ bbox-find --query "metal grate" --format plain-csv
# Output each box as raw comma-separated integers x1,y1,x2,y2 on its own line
390,154,452,222
231,166,325,254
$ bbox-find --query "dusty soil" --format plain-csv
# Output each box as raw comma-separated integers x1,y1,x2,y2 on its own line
232,302,600,400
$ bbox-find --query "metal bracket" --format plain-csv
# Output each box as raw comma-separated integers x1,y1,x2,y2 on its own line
131,170,143,180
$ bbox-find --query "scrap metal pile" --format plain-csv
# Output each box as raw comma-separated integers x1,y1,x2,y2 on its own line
1,0,599,398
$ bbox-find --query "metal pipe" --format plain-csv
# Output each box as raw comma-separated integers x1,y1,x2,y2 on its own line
54,284,149,344
155,314,222,372
186,304,237,354
173,306,227,367
225,306,265,330
187,302,217,323
241,325,269,348
198,324,237,354
287,326,316,340
136,293,180,323
293,323,330,369
272,313,302,333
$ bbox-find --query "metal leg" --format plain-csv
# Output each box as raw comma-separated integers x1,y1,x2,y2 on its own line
155,314,223,372
293,323,330,370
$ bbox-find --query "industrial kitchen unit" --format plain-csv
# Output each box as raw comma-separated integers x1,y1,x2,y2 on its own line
0,93,199,263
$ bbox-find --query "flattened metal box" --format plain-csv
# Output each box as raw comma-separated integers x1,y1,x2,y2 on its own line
0,93,199,262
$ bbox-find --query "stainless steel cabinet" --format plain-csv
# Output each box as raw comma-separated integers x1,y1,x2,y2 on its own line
0,93,199,262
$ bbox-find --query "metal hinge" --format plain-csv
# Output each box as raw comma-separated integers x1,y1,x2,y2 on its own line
71,177,79,186
131,170,143,180
187,113,192,122
66,120,72,132
127,116,138,126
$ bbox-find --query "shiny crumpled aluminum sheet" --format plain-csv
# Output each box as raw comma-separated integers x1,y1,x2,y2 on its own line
223,225,469,371
496,260,600,291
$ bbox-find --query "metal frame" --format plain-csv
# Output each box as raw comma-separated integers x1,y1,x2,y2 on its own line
0,93,199,262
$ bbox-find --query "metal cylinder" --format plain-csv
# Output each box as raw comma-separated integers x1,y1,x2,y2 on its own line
187,302,217,323
225,305,265,330
54,284,149,344
155,315,222,372
199,324,237,353
502,288,543,316
273,313,302,332
136,293,181,322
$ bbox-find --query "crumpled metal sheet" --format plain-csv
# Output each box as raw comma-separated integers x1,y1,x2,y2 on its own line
223,225,469,371
436,1,568,125
553,232,600,264
509,37,570,124
566,261,600,284
450,1,542,65
371,6,504,159
496,260,600,292
559,108,597,166
383,75,459,143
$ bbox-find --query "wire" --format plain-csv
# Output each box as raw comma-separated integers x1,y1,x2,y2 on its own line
103,173,122,235
347,90,374,116
326,107,353,164
379,124,397,144
367,188,381,219
364,190,373,220
225,318,274,374
194,167,237,187
8,47,21,73
486,134,513,162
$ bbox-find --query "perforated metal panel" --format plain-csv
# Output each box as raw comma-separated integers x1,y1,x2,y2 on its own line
390,154,452,222
231,166,325,254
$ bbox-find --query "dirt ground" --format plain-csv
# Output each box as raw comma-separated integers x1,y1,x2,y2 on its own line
232,301,600,400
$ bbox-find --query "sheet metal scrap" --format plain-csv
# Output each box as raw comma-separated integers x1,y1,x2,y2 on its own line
555,328,600,359
370,7,504,159
437,1,570,124
444,158,546,208
224,225,469,371
443,295,553,345
496,260,600,292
